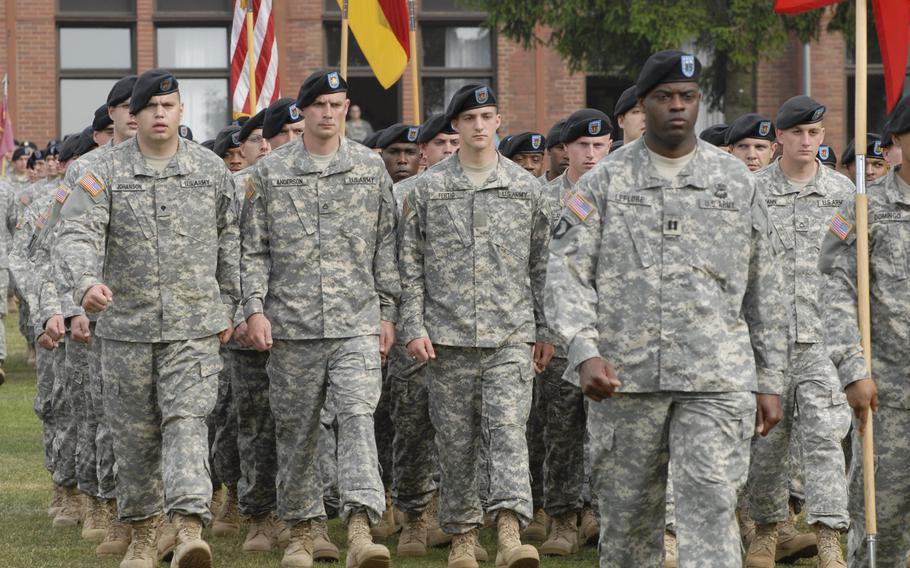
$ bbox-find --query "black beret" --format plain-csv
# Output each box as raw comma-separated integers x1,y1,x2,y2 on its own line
232,116,250,127
500,132,546,158
129,69,179,114
178,124,194,141
886,95,910,137
775,95,826,130
724,114,775,145
17,140,36,150
263,97,303,139
377,123,420,149
214,125,242,158
699,124,729,147
636,50,701,97
297,70,347,109
610,139,624,152
76,126,98,156
239,108,267,142
561,109,613,144
445,83,497,122
201,139,216,152
57,133,82,162
107,75,138,107
841,134,884,165
46,142,60,156
417,113,456,144
27,150,46,168
614,85,639,118
362,128,385,150
881,120,893,148
546,119,567,149
92,104,113,132
817,144,837,167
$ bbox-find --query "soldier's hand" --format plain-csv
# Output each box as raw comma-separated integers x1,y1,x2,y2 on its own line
246,313,273,352
233,321,252,348
37,333,57,351
407,337,436,363
380,320,396,364
83,284,113,313
533,342,555,373
71,315,91,343
218,320,234,345
754,393,783,436
845,378,878,435
579,357,621,401
44,314,65,342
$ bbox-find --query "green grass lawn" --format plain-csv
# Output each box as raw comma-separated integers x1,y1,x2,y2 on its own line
0,306,820,567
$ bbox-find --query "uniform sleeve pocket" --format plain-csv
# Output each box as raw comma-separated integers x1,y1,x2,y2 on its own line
199,357,223,378
362,351,382,371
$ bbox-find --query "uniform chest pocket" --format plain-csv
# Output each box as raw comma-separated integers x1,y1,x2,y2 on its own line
887,225,909,280
601,204,654,276
110,190,154,244
171,182,218,244
427,200,471,250
490,197,532,261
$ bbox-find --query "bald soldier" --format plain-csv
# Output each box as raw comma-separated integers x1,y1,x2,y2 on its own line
545,50,788,568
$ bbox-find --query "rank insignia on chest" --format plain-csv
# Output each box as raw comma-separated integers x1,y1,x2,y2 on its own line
54,186,69,204
829,213,852,240
663,216,682,236
79,173,104,197
566,193,593,221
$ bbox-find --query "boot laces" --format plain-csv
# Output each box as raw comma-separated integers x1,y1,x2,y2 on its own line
751,527,777,557
452,530,476,557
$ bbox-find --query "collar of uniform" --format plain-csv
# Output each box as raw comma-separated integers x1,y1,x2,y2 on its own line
882,169,910,206
126,137,187,178
292,137,354,177
448,152,507,190
630,138,711,190
767,157,828,197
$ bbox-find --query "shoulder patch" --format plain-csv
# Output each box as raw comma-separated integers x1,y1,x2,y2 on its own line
79,173,105,197
401,195,411,218
566,193,594,221
244,178,257,202
55,186,69,205
829,213,852,240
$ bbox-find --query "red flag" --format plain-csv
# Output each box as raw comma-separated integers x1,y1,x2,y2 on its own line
230,0,281,118
0,75,14,159
775,0,910,111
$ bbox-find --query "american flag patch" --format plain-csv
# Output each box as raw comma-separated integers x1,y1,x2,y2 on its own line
829,213,852,240
566,193,594,221
55,187,68,204
244,179,257,201
562,191,574,205
79,174,104,197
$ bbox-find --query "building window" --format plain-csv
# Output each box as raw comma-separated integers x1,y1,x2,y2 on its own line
59,0,135,15
156,26,230,142
156,0,231,12
420,24,493,117
58,26,134,135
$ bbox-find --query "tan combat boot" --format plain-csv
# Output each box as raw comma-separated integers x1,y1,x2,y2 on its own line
53,486,83,528
738,505,756,550
243,512,276,553
211,483,240,537
397,509,428,557
172,513,212,568
495,510,539,568
96,500,131,556
427,493,453,548
578,507,598,546
282,520,314,568
346,511,391,568
211,485,225,517
520,509,548,543
157,516,178,562
745,523,778,568
119,516,158,568
48,484,64,518
82,495,110,542
663,530,678,568
539,512,578,556
370,491,400,539
814,525,846,568
312,517,340,561
449,529,480,568
775,507,817,563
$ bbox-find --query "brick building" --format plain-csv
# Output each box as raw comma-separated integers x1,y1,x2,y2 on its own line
0,0,888,156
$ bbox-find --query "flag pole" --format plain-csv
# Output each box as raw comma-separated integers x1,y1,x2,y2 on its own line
407,0,420,125
1,74,7,178
340,0,349,81
853,0,877,565
243,0,258,114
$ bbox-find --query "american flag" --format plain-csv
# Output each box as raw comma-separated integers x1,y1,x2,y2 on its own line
55,186,69,204
230,0,280,118
830,213,853,241
0,75,14,162
567,193,594,222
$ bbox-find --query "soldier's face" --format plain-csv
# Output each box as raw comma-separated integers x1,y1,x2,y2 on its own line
865,157,890,182
134,92,183,142
567,136,611,179
45,155,59,176
730,138,777,172
884,140,903,167
776,123,824,165
303,93,349,140
109,100,138,142
642,83,700,147
618,105,646,142
548,144,569,177
382,142,420,182
511,153,545,178
93,126,114,148
452,107,501,152
223,147,246,172
422,133,459,167
270,122,306,149
13,155,27,174
240,128,270,165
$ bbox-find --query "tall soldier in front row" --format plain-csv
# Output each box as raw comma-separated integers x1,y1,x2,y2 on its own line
398,84,554,568
241,70,399,568
818,94,910,568
55,68,241,568
744,96,853,568
545,51,789,568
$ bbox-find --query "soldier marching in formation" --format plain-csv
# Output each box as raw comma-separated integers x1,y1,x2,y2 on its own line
1,45,905,568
